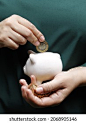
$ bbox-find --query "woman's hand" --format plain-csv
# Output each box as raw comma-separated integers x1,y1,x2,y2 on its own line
19,67,86,108
0,14,45,50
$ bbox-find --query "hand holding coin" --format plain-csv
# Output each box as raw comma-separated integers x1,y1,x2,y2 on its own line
28,83,51,98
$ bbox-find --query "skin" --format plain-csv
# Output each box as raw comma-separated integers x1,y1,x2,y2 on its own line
0,14,45,50
19,67,86,108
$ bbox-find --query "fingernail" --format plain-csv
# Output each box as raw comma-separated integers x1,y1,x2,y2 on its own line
20,79,25,83
39,36,45,42
34,41,40,46
36,87,43,93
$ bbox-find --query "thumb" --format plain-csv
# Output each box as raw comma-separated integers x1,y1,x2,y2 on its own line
36,78,60,94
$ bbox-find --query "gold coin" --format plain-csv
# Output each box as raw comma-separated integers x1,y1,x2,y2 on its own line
36,40,48,52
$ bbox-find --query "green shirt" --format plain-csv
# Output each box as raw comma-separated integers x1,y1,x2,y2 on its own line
0,0,86,113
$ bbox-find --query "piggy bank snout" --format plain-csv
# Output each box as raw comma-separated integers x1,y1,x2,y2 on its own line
23,66,26,74
23,54,36,75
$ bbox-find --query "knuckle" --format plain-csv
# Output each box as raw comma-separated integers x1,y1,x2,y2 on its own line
30,23,36,30
20,38,27,45
43,83,51,93
5,18,13,27
30,40,35,44
5,14,18,26
14,45,19,50
13,25,18,31
37,32,43,39
0,35,7,41
9,44,19,50
32,38,38,44
25,30,32,37
17,34,22,40
58,96,64,104
11,14,18,19
3,27,9,33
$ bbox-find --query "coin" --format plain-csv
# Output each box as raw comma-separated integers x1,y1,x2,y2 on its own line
36,40,48,52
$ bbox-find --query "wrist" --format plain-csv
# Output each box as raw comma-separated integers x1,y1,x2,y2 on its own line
78,67,86,86
68,67,86,87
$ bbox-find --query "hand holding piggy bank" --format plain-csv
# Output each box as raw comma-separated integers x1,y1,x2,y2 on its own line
23,50,63,98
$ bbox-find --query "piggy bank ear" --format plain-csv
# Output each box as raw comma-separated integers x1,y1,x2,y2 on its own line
27,50,36,55
29,54,35,64
28,50,36,55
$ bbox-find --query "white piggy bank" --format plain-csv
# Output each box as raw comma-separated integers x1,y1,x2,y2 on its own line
23,51,63,85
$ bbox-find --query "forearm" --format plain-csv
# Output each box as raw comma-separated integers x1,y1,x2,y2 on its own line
68,66,86,87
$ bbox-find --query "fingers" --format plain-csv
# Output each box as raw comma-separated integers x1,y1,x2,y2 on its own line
11,22,40,46
26,89,43,108
20,83,43,108
5,38,19,50
8,28,27,45
19,79,28,87
26,31,40,46
21,86,28,101
17,15,45,42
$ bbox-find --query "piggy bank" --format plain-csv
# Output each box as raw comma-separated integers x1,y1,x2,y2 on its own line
24,51,63,84
23,50,63,98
